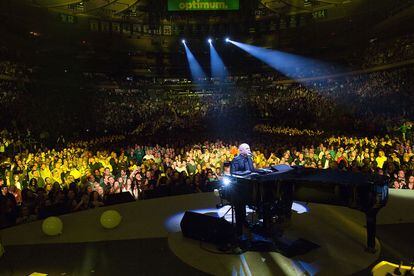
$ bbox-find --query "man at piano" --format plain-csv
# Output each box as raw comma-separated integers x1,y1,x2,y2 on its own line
230,143,255,174
230,143,255,236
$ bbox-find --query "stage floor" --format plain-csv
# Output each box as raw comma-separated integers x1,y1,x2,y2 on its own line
0,190,413,276
0,238,207,276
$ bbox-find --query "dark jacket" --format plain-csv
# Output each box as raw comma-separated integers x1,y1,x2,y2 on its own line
231,154,254,174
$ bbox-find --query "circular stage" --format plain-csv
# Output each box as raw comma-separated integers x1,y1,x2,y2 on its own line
0,190,413,275
167,204,380,276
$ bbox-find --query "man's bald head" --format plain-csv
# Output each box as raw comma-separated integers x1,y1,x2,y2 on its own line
238,143,251,157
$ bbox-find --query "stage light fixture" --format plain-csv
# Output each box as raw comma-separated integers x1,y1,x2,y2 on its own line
225,37,230,43
181,39,186,44
208,38,212,44
222,177,231,187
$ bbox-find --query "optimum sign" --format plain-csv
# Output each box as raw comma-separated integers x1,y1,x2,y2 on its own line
168,0,240,11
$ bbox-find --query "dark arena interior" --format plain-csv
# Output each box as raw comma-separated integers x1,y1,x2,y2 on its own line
0,0,414,275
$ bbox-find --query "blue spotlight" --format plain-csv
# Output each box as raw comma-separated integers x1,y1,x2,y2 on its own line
183,42,207,87
209,41,228,80
181,39,186,44
228,40,340,79
208,38,212,44
225,37,230,43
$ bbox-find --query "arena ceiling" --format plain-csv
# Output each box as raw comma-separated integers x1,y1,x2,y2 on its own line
260,0,354,12
30,0,143,16
28,0,357,18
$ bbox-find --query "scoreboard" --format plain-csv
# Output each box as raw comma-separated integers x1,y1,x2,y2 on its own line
168,0,239,11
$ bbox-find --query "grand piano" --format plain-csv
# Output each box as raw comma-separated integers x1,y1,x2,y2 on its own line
219,165,389,252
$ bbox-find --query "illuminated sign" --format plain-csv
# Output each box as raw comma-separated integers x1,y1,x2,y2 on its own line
168,0,239,11
59,13,76,24
312,9,328,19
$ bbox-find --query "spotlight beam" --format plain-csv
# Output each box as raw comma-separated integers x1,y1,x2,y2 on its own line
209,42,228,80
183,43,206,86
227,40,339,79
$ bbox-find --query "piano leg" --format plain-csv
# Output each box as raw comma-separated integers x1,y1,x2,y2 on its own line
365,210,378,253
235,203,246,236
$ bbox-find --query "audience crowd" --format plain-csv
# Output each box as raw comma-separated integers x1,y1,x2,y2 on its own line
0,61,32,80
253,125,325,137
1,32,414,228
89,65,414,134
0,33,413,137
1,131,413,228
361,34,414,67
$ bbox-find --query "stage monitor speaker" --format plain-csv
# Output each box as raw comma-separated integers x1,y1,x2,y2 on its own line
180,211,234,244
104,192,135,206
